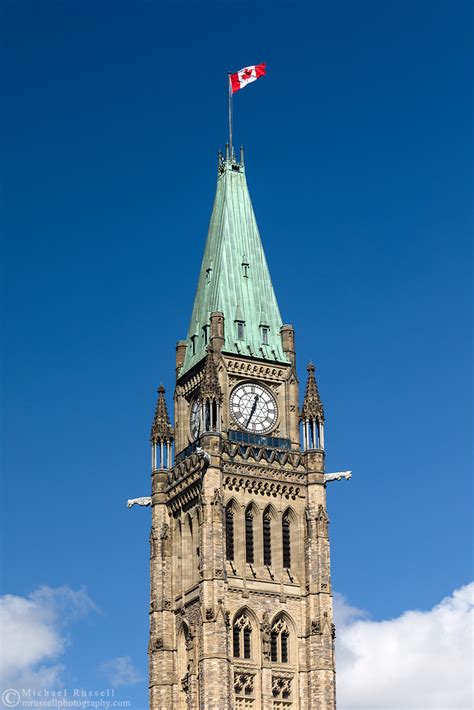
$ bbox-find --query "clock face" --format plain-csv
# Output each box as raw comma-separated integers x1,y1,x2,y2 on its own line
230,382,278,434
190,398,200,439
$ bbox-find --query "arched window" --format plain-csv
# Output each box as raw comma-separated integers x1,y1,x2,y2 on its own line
225,505,234,561
270,617,291,664
263,511,272,566
282,513,291,569
245,509,254,564
232,613,253,659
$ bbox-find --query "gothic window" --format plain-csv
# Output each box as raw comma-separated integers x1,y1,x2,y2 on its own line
282,514,291,569
245,509,254,564
261,326,270,345
232,613,253,659
270,618,291,664
225,506,235,561
236,320,245,340
190,334,197,355
263,511,272,566
202,324,209,344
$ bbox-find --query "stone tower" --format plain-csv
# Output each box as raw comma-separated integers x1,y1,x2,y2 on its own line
148,148,337,710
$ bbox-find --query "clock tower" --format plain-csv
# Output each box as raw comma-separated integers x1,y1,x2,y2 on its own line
148,147,337,709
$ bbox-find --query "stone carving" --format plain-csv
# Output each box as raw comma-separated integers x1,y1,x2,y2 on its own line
324,471,352,483
261,612,272,660
234,672,254,696
212,487,224,508
196,447,211,465
160,523,170,539
205,608,214,621
223,475,300,499
331,623,336,639
311,620,321,635
272,675,292,699
315,504,330,537
150,637,163,652
127,497,151,508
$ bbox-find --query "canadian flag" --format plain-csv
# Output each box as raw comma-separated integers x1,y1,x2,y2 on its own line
230,63,266,93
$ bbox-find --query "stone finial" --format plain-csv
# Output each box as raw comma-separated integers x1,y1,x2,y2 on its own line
199,347,223,402
301,363,324,423
150,385,174,443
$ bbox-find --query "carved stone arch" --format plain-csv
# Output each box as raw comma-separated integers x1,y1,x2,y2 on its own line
281,505,298,524
232,606,259,661
263,502,278,520
269,611,298,666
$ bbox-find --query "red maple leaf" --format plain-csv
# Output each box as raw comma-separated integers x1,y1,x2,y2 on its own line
241,68,253,81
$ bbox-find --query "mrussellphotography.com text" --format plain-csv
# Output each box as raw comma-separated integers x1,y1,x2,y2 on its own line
1,688,131,709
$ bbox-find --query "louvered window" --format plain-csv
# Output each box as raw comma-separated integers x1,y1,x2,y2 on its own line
245,510,254,563
282,515,291,569
271,631,278,662
225,507,234,561
233,625,240,657
243,627,252,659
281,632,289,663
263,513,272,566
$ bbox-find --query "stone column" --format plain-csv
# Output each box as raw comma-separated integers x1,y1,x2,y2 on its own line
197,432,233,709
149,470,175,710
303,449,336,710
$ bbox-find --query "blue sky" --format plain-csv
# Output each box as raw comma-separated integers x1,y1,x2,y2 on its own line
1,1,472,708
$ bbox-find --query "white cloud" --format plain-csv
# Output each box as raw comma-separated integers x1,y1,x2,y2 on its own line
99,656,142,687
0,585,96,691
334,582,474,710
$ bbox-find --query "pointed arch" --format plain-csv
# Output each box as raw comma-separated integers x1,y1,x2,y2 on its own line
269,611,296,665
232,606,259,661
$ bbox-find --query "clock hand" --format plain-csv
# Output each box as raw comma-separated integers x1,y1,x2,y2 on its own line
246,395,259,427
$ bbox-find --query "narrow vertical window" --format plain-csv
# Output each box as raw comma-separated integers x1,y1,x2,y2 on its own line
243,627,252,659
233,625,240,657
282,514,291,569
271,631,278,662
236,321,245,340
225,507,234,561
191,334,197,355
281,631,289,663
263,512,272,566
202,324,209,344
261,326,269,345
245,510,254,563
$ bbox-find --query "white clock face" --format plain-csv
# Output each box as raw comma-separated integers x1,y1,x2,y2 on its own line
230,382,278,434
190,398,200,439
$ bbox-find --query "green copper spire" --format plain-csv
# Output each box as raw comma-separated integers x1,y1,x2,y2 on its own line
180,150,288,376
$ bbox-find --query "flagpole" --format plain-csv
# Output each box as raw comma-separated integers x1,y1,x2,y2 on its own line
228,72,233,161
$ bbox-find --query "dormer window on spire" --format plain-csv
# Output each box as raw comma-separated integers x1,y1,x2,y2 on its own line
236,321,245,340
261,326,269,345
202,324,209,345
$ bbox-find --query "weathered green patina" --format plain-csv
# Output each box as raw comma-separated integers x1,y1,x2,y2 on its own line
181,153,288,376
